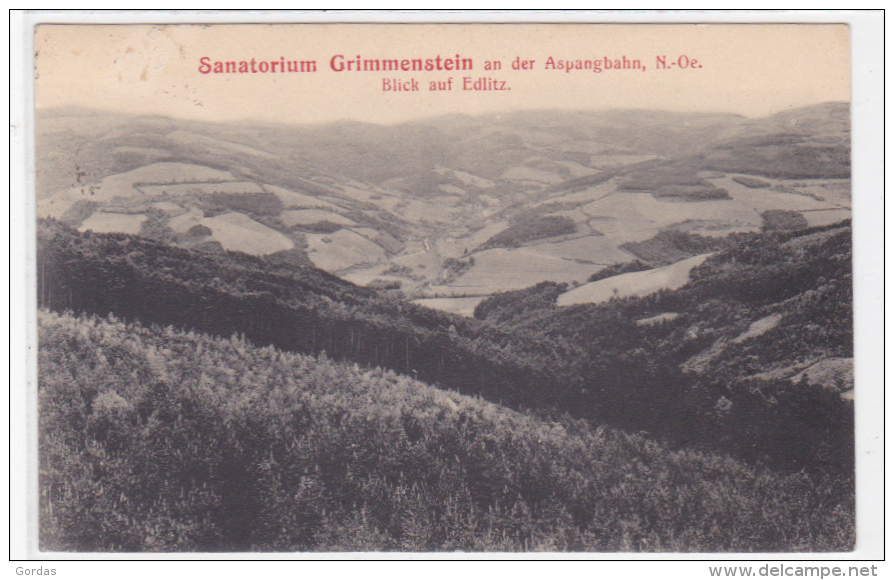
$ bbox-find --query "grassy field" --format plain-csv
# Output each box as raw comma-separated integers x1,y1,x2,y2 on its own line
557,253,714,307
435,221,510,259
544,180,618,206
580,192,756,244
166,129,275,159
202,212,294,256
263,184,342,210
801,209,853,228
784,179,851,207
37,162,234,219
412,296,486,317
450,248,596,294
710,176,847,213
305,230,387,271
78,212,147,235
434,165,495,188
167,208,205,234
138,181,265,197
392,199,462,225
281,209,356,228
524,235,634,264
500,165,564,184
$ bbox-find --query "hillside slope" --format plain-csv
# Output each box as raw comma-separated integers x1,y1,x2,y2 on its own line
473,221,854,470
36,219,854,473
38,310,855,552
36,104,850,300
557,253,714,306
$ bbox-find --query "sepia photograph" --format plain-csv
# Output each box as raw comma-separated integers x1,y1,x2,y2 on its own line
16,13,883,560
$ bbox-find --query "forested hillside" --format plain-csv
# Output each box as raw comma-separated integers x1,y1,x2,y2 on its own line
39,310,855,552
474,221,854,471
36,219,550,409
36,218,854,474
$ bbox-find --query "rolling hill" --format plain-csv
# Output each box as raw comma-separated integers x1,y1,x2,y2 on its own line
36,104,850,303
34,103,855,551
37,217,854,474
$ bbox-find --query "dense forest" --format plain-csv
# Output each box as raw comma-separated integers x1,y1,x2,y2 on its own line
39,310,854,552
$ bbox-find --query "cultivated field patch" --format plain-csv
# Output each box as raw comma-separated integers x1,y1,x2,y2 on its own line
263,184,342,210
501,166,564,184
413,296,486,317
305,229,387,271
801,209,852,227
203,212,294,255
78,212,147,235
558,252,714,306
281,209,356,227
38,162,236,218
138,181,265,197
525,235,634,264
450,248,595,294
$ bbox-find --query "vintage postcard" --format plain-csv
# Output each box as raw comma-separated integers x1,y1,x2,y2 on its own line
19,12,882,560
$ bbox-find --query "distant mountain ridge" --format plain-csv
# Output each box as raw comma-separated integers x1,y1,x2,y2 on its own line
36,102,848,195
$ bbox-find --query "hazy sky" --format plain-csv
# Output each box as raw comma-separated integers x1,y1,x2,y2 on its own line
34,24,850,125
